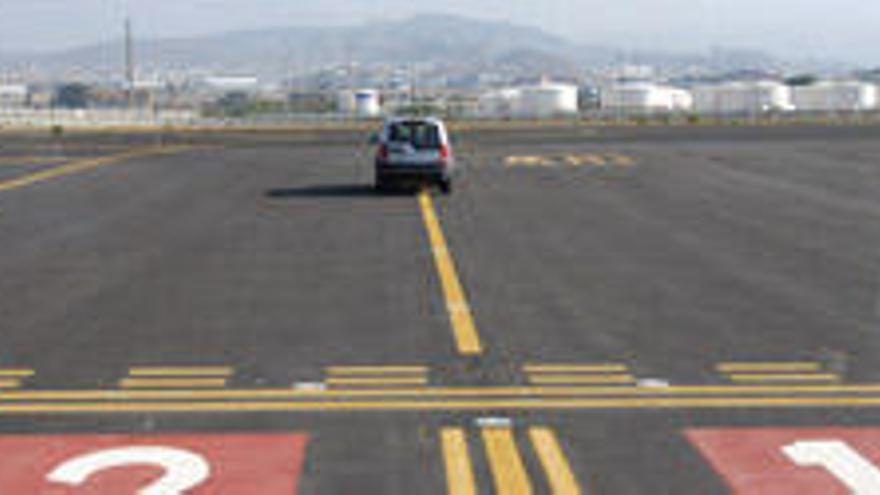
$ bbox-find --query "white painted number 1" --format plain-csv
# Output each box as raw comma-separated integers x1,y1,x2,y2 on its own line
783,440,880,494
46,446,210,495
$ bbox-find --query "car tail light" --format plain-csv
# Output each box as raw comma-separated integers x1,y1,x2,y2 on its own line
439,144,450,164
376,144,389,161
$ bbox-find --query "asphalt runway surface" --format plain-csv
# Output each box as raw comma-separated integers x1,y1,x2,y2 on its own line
0,125,879,493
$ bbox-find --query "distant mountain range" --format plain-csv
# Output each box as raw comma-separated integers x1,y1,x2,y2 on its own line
0,14,812,82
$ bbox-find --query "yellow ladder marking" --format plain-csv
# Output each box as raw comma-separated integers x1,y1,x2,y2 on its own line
441,428,477,495
128,367,233,377
418,190,483,355
482,426,533,495
119,378,228,389
525,364,628,373
717,362,821,373
529,428,581,495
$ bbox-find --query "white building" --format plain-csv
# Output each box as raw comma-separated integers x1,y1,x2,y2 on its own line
201,76,260,93
791,81,878,111
692,81,794,114
0,84,28,108
601,83,693,112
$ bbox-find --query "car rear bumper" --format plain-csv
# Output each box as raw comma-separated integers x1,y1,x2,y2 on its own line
376,162,450,182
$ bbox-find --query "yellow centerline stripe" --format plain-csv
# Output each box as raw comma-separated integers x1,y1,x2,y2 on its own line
0,369,35,378
128,367,234,377
5,384,880,401
4,395,880,413
482,426,533,495
717,362,822,372
418,190,483,355
728,373,839,383
325,366,428,375
0,146,189,192
529,374,635,385
529,428,581,495
441,428,477,495
525,364,628,373
119,378,228,389
325,377,429,386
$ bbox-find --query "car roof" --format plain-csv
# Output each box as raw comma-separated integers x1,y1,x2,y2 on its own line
384,116,445,126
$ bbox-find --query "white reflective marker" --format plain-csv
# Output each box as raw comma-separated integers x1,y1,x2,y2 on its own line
46,445,210,495
783,440,880,494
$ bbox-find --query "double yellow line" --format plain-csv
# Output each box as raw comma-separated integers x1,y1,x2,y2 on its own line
120,366,232,389
324,365,429,387
525,363,635,385
717,361,839,384
418,190,483,355
442,425,580,494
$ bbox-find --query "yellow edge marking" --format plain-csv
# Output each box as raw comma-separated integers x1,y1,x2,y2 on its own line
0,380,21,389
0,369,35,378
728,373,839,383
441,428,477,495
717,362,822,372
0,146,189,192
325,366,428,375
418,190,483,355
119,378,228,389
524,364,628,374
5,396,880,413
529,428,581,495
128,367,233,377
482,426,533,495
529,374,635,385
325,377,428,386
6,384,880,401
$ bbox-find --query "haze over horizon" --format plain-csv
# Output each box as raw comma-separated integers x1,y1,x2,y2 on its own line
0,0,877,65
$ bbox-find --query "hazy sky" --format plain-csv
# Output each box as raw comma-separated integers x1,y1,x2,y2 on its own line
0,0,877,64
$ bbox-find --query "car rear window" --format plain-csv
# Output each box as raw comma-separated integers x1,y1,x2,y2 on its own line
387,122,442,150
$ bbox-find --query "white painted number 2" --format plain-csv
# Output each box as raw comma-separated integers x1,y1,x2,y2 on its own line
783,440,880,494
46,446,210,495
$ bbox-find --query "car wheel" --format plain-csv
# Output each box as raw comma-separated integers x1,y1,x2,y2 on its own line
439,179,452,195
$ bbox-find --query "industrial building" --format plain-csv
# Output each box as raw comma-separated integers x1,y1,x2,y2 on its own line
477,81,578,118
692,81,795,114
0,85,29,108
791,81,878,112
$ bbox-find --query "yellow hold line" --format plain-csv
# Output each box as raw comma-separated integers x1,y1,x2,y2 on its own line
441,428,477,495
128,367,234,377
4,395,880,413
482,426,533,495
529,428,581,495
325,377,429,386
418,190,484,355
717,362,822,373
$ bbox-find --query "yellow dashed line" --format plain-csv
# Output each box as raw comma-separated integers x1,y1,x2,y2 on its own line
717,362,822,373
418,190,483,355
128,366,234,377
325,366,428,375
0,369,35,378
727,373,839,383
607,153,635,166
524,364,628,374
119,378,228,389
528,374,636,385
482,426,533,495
529,428,581,495
441,428,477,495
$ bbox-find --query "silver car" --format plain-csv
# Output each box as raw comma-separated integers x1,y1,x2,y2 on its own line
373,117,455,194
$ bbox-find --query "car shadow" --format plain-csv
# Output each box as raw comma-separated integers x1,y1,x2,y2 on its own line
264,184,418,199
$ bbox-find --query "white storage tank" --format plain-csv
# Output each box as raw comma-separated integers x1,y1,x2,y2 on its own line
791,81,878,111
513,82,579,118
338,89,382,118
693,81,794,114
601,83,692,111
